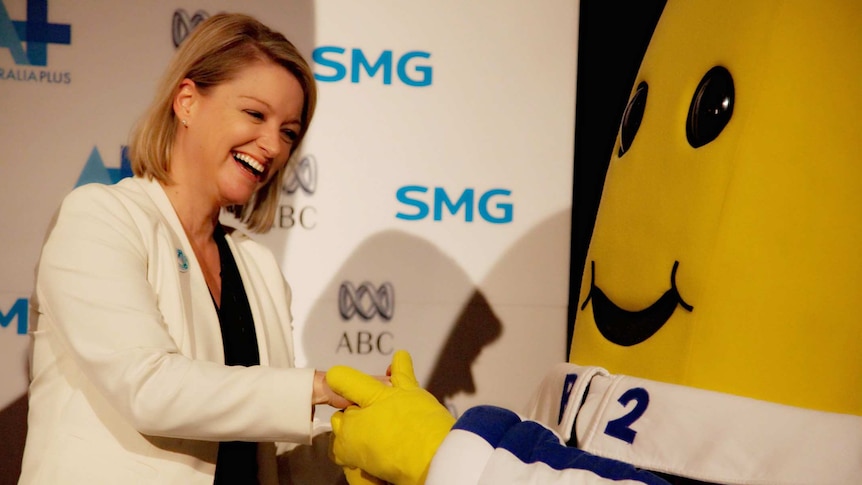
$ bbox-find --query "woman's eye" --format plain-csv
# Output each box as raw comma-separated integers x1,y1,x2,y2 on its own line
281,129,298,142
245,110,264,120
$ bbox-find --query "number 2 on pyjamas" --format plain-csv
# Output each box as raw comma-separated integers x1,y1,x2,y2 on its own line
604,387,650,444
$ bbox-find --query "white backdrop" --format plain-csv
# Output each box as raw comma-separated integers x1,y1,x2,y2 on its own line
0,0,577,462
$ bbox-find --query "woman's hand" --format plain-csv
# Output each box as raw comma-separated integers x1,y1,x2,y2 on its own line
313,370,353,409
313,370,390,409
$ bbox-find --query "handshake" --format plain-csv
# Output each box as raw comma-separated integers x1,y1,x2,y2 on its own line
319,351,671,485
322,350,456,485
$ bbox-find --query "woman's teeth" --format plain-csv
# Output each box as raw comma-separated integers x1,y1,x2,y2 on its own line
232,152,264,177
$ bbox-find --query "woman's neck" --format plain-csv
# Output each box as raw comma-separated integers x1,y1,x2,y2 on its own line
160,179,220,245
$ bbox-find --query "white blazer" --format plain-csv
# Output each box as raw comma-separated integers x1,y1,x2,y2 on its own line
19,177,315,484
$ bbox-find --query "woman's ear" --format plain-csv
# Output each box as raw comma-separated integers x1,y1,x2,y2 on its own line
172,78,196,122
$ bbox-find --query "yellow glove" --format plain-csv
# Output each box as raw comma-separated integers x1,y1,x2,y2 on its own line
342,466,386,485
328,350,456,485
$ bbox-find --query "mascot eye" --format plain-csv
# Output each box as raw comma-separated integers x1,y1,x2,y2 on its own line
618,82,648,157
687,66,734,148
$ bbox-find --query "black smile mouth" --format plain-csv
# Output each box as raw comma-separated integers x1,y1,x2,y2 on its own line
580,261,693,346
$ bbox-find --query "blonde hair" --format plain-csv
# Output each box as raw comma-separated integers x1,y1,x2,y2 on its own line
128,13,317,233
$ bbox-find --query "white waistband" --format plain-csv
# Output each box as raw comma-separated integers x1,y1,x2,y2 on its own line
524,363,862,485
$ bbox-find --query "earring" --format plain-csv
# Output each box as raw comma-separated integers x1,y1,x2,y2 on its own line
181,119,188,127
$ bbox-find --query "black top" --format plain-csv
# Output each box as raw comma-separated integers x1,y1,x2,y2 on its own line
212,225,261,485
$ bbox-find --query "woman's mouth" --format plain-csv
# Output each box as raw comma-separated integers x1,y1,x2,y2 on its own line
232,152,265,180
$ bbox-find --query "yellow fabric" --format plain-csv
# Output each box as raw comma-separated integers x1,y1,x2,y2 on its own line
342,467,386,485
571,0,862,416
328,350,456,485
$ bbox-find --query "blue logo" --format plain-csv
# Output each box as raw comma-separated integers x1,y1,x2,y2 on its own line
0,297,28,335
76,145,133,187
176,249,189,272
396,186,513,223
0,0,71,66
313,46,432,86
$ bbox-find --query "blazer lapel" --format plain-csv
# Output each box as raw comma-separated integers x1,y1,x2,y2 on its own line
135,177,225,363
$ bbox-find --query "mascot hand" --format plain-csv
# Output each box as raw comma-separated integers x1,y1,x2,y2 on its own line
328,350,456,485
342,466,386,485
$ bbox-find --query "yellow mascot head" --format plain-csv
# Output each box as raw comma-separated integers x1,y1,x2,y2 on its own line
571,0,862,416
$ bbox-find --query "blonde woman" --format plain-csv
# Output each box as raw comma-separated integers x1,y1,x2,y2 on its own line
20,13,348,484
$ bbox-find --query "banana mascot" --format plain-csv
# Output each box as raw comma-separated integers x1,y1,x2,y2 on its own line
327,1,862,483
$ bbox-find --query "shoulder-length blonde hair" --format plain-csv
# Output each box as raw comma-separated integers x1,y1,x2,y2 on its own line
128,13,316,233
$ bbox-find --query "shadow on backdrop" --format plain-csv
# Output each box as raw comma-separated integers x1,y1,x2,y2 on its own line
425,291,501,404
301,229,488,407
426,208,573,405
303,207,572,419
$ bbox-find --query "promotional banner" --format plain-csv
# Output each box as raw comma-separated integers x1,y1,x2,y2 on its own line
0,0,577,479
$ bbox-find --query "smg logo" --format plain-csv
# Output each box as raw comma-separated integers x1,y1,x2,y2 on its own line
396,186,513,223
313,46,432,87
0,0,71,66
76,146,132,187
1,298,28,335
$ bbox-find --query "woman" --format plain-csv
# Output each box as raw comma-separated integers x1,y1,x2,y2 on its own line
19,13,347,484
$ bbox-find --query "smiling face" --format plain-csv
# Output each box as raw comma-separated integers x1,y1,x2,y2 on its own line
571,0,862,416
172,59,304,208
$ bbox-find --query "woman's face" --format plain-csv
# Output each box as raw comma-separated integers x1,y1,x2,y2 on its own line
178,60,304,207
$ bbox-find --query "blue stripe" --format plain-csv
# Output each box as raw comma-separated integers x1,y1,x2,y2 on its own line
498,420,668,484
454,406,667,484
451,405,522,447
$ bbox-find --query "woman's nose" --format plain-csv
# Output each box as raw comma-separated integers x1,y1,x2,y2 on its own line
257,125,282,159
